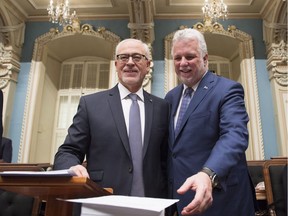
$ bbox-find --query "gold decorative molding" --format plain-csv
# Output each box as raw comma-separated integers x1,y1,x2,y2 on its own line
32,20,121,62
193,20,226,33
62,20,120,42
193,21,252,44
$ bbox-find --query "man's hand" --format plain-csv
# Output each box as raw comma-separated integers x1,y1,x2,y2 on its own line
69,164,90,178
177,172,213,215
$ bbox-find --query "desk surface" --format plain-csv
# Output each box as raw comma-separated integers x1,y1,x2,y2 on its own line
0,175,112,216
0,176,111,199
0,163,52,171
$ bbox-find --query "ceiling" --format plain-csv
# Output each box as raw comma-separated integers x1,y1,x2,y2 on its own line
7,0,271,61
11,0,269,21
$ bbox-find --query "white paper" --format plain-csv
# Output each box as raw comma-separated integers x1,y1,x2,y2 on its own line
0,169,76,177
64,195,179,216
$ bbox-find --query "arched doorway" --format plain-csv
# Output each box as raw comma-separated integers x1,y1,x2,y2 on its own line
19,22,121,163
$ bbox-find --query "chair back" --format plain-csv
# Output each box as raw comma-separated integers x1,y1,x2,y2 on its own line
0,163,48,216
247,160,266,187
263,158,287,216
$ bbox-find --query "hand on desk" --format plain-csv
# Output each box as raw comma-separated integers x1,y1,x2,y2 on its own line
177,172,213,215
69,164,90,178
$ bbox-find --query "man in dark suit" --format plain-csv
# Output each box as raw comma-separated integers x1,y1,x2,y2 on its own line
53,38,169,198
0,137,12,163
165,28,256,215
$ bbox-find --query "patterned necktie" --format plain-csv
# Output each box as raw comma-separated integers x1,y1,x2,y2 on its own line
128,93,145,196
175,87,193,134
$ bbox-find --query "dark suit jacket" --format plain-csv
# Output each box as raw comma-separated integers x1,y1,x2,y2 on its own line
53,85,169,198
165,71,256,216
0,137,12,163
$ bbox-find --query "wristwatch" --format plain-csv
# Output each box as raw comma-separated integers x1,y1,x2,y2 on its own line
200,167,220,189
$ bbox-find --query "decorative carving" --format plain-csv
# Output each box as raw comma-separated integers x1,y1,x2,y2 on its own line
0,43,20,89
193,20,225,33
271,40,287,62
0,43,12,60
33,21,121,62
192,21,252,44
267,40,288,86
143,71,152,88
142,42,153,91
48,20,121,43
272,66,288,86
0,78,9,88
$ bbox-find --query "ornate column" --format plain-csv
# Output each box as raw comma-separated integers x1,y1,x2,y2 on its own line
127,0,154,44
127,0,154,92
266,38,287,156
0,21,25,135
263,0,287,156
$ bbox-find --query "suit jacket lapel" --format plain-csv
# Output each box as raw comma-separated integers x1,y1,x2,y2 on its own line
171,85,183,141
107,85,131,157
175,72,215,139
143,91,153,157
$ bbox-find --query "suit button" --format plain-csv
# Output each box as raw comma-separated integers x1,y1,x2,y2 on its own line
172,153,176,158
129,167,133,173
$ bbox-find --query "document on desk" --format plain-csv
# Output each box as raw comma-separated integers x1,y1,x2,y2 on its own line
64,195,179,216
0,169,76,177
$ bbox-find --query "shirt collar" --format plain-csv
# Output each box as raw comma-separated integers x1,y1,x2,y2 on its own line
183,70,208,94
118,83,144,101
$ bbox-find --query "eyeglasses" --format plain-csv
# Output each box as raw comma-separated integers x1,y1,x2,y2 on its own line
116,53,148,63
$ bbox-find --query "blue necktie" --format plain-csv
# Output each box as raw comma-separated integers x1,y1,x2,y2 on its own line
175,88,193,134
128,94,145,196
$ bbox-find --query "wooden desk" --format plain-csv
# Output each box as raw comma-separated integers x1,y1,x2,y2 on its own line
0,175,111,216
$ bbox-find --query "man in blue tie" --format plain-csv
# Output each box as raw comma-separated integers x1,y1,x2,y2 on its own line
165,28,256,216
53,38,170,200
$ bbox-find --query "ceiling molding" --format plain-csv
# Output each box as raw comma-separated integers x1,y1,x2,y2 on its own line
8,0,270,22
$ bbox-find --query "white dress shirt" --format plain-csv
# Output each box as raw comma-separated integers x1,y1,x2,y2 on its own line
118,83,145,144
174,71,209,129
